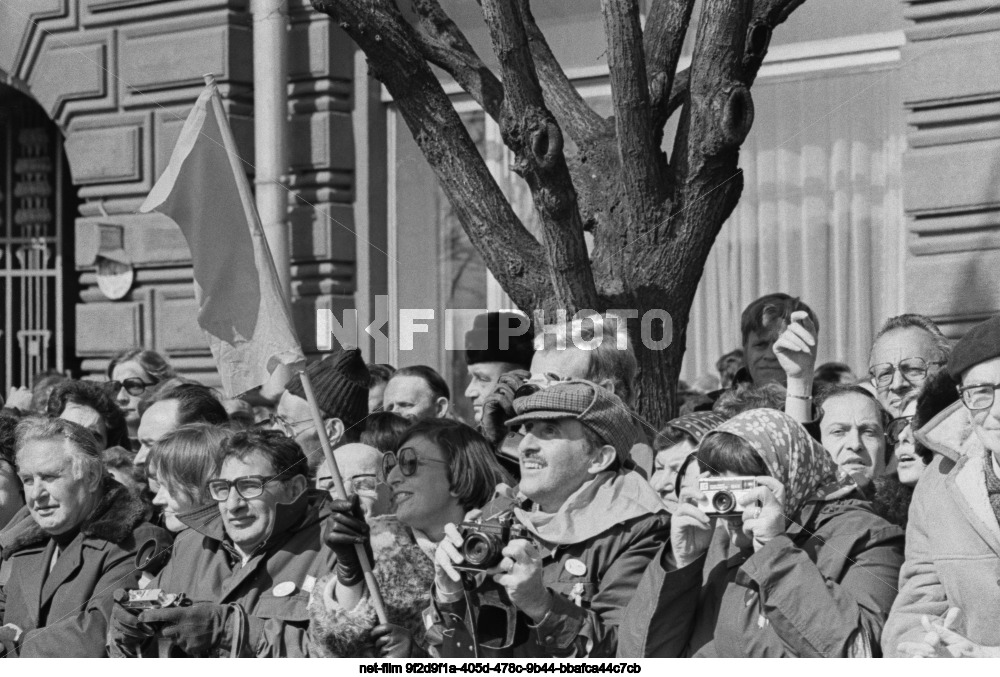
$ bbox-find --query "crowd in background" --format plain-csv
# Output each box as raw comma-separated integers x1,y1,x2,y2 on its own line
0,294,996,657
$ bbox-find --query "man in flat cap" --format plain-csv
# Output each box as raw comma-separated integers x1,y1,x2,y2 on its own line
428,380,669,658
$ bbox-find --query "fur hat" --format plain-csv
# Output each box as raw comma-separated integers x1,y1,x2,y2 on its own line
286,346,369,427
464,312,534,369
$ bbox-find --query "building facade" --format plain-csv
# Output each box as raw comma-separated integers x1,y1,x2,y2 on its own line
0,0,995,411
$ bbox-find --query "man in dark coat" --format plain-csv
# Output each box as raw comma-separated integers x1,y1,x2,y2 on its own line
108,429,337,657
429,380,670,658
0,418,171,657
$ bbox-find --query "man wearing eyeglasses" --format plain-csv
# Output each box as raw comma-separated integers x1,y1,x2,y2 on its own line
108,429,337,657
867,314,951,418
884,314,1000,657
315,443,391,519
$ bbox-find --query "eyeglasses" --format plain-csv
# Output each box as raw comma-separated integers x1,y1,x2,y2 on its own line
108,378,155,397
379,448,449,482
958,383,1000,411
868,357,944,389
206,475,281,502
254,413,314,438
886,415,914,446
317,474,379,494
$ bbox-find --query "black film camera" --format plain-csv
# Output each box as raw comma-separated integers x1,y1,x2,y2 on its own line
455,511,531,572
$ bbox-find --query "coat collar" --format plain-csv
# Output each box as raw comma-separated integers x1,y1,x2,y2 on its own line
944,448,1000,555
0,476,149,559
914,400,975,462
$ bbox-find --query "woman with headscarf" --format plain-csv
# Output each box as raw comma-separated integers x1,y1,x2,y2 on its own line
651,412,727,512
617,408,905,658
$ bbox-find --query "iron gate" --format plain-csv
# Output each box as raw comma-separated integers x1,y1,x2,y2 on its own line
0,93,69,396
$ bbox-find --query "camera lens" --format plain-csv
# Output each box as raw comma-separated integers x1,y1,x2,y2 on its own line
712,490,735,514
463,533,502,567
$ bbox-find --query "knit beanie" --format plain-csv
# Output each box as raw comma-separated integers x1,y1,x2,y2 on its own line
286,346,370,428
465,311,534,369
947,314,1000,379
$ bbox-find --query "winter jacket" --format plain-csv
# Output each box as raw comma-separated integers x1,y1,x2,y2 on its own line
150,488,338,657
618,496,904,657
0,477,171,657
883,401,1000,655
427,493,671,658
307,516,437,657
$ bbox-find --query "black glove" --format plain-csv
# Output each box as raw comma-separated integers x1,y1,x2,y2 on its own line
371,623,412,657
325,494,375,587
480,369,531,446
139,602,232,657
107,590,154,658
0,623,21,658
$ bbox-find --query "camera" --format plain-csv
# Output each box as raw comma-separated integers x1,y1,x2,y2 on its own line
456,511,531,572
697,476,758,517
120,589,188,611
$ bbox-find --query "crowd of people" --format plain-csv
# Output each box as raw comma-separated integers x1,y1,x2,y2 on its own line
0,295,995,658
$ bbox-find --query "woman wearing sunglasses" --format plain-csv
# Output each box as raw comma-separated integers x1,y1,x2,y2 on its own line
309,418,512,658
146,423,233,533
106,348,177,439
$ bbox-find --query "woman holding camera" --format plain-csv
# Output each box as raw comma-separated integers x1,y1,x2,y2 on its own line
618,408,905,657
309,418,511,657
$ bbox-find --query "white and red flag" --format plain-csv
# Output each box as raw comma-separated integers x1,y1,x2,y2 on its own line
141,77,304,397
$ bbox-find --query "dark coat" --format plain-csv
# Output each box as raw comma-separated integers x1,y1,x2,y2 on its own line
428,494,671,658
307,516,436,657
618,497,904,657
151,489,338,657
0,477,171,657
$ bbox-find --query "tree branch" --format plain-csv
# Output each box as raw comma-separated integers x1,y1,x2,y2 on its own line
515,0,609,143
480,0,600,312
743,0,809,84
600,0,665,232
643,0,695,140
311,0,553,309
409,0,505,121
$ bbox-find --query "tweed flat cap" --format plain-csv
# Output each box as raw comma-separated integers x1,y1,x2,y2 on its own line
505,379,637,465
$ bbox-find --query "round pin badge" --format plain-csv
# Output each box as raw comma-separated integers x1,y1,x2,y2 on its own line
272,581,296,597
564,559,587,576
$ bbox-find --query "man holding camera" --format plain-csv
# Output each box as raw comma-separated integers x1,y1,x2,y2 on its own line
107,429,337,657
429,380,669,657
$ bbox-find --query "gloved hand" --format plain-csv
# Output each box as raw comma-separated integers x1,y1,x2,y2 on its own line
107,589,154,658
480,370,531,446
371,623,412,657
0,623,22,658
139,602,232,657
325,494,374,587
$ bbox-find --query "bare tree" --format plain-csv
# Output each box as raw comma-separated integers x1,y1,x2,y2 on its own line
312,0,807,427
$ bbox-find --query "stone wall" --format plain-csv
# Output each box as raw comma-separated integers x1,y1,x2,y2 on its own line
0,0,359,387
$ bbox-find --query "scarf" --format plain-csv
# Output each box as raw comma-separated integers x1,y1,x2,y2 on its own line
704,408,856,517
511,470,666,546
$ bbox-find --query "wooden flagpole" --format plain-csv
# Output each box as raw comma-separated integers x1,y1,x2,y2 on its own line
300,370,389,624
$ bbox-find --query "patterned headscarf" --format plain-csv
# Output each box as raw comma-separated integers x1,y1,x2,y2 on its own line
661,412,728,447
701,408,856,516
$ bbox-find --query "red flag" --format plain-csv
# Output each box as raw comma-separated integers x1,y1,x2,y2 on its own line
141,79,304,397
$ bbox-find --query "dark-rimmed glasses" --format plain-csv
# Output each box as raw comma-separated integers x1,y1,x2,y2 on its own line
886,415,914,446
868,358,944,389
108,378,155,397
958,383,1000,412
379,448,449,482
207,475,281,502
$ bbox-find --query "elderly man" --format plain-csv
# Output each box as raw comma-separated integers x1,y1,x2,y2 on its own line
481,313,653,476
273,346,370,475
315,443,392,518
868,314,951,418
135,381,229,473
383,365,451,420
108,429,336,657
463,311,534,424
884,315,1000,657
0,418,169,657
430,380,670,657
